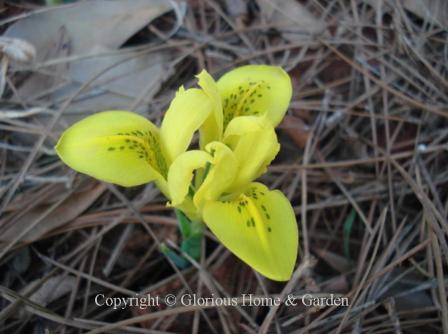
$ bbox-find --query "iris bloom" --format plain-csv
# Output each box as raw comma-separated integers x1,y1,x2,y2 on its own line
56,65,299,281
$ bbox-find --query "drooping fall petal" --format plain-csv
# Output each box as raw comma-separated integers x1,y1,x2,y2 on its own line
55,111,168,189
160,87,213,163
202,182,298,281
217,65,292,129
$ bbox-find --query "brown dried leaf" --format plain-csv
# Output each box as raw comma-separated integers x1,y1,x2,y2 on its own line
404,0,448,26
280,115,310,148
5,0,174,56
25,275,77,307
0,37,36,63
5,0,178,121
313,248,352,273
12,275,77,319
320,275,349,293
1,182,106,243
258,0,324,40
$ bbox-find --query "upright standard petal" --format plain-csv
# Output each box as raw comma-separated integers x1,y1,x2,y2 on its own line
203,182,298,281
55,111,168,187
160,87,213,163
217,65,292,129
224,116,280,193
196,70,223,147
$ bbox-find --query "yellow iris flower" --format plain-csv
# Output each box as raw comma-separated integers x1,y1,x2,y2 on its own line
55,65,298,281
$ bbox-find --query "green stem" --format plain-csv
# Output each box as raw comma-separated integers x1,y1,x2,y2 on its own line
160,243,190,269
166,210,205,268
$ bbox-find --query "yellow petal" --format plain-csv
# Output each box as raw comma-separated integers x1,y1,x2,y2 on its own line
196,70,223,147
224,116,279,192
55,111,168,187
203,182,298,281
160,87,213,163
217,65,292,128
167,150,211,206
193,141,237,210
